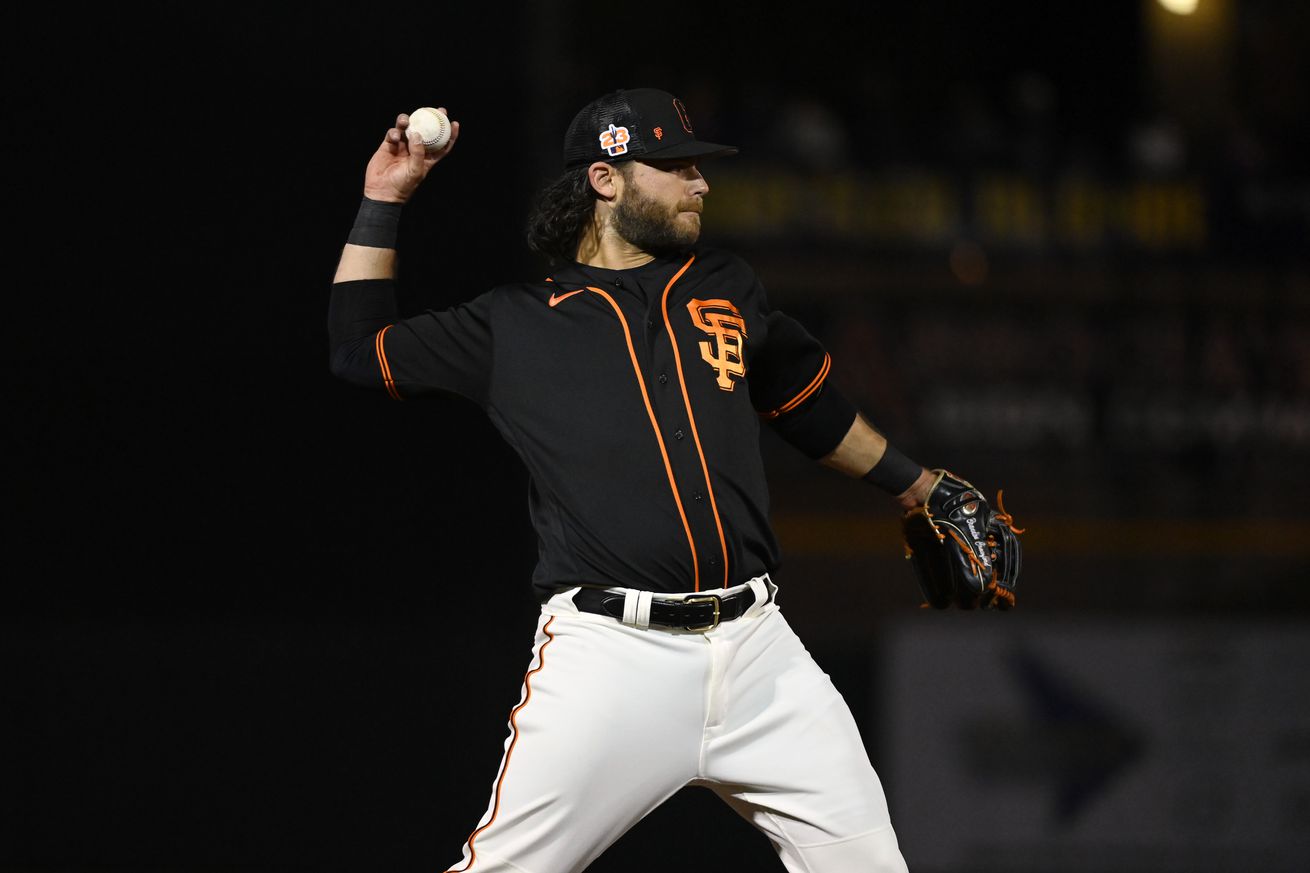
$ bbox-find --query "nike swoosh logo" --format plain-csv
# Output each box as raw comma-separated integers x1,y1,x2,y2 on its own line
548,289,585,308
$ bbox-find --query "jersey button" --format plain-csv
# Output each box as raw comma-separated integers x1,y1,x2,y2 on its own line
658,373,668,385
614,278,624,287
674,429,685,440
693,492,704,502
647,319,655,329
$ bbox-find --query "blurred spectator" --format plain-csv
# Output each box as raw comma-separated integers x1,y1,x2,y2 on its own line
1008,70,1059,177
941,80,1005,169
768,94,853,172
1127,113,1189,178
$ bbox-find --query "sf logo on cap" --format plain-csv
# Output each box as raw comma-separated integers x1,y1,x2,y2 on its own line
599,124,630,157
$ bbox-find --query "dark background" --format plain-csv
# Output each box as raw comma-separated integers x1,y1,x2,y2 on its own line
5,1,1309,871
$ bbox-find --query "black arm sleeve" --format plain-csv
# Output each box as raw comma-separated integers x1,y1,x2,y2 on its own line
748,311,858,459
328,279,400,386
764,382,860,459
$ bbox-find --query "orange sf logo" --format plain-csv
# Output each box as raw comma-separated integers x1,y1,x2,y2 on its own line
687,298,747,391
653,126,664,140
599,124,630,157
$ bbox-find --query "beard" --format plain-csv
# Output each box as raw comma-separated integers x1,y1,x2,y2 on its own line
611,182,702,257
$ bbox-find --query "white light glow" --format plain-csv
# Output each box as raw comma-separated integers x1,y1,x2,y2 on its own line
1157,0,1199,14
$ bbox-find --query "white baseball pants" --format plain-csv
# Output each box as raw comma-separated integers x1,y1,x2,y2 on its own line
442,577,909,873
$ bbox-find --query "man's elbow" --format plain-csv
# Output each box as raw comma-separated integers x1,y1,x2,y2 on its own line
327,341,376,387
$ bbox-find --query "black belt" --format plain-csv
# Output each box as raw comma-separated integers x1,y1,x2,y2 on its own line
572,585,764,632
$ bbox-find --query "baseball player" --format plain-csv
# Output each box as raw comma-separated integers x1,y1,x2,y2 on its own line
328,88,1012,873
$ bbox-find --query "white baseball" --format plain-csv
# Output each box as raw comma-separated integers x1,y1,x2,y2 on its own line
408,107,451,152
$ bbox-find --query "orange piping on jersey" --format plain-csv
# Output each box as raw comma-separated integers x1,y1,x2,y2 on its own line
375,324,403,401
760,353,830,421
448,617,557,873
588,285,702,590
661,255,730,590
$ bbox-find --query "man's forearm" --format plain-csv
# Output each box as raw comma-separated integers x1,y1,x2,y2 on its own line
329,202,404,380
820,412,889,477
821,413,933,508
334,243,398,283
334,197,404,282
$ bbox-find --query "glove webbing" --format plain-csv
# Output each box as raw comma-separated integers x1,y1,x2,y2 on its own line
983,490,1025,608
984,578,1016,608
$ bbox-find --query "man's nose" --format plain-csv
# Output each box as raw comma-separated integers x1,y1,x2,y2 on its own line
689,167,709,196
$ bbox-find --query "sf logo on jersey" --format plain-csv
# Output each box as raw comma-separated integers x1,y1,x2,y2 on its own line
687,298,747,391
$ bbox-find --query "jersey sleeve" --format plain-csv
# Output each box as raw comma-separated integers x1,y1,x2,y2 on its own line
745,281,858,459
329,278,494,406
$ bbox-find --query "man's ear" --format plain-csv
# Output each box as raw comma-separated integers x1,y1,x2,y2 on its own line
588,161,622,202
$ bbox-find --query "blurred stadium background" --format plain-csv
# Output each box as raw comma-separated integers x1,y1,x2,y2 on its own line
4,0,1308,870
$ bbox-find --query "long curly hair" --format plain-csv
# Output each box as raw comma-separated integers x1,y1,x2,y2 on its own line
524,167,600,265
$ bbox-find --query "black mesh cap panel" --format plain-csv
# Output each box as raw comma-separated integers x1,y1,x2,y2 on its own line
563,90,648,169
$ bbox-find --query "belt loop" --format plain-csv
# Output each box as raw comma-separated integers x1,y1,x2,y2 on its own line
622,589,654,630
745,573,772,618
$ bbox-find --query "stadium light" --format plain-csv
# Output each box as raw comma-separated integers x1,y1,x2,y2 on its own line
1157,0,1198,14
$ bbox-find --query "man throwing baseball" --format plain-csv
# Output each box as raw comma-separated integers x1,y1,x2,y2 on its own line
328,88,1022,873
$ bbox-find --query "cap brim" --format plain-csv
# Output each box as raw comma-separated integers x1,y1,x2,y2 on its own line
635,140,739,162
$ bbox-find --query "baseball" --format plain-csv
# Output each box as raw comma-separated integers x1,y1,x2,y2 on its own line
408,107,451,152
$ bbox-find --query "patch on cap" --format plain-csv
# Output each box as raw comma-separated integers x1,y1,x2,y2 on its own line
599,124,630,157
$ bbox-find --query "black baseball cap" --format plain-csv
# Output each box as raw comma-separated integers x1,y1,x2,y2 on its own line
563,88,738,169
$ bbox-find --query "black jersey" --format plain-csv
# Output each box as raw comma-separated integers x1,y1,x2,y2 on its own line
329,246,857,600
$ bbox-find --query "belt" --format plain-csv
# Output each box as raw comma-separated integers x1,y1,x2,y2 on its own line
571,577,770,632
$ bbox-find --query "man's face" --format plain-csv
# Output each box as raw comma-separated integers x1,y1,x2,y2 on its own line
611,158,708,257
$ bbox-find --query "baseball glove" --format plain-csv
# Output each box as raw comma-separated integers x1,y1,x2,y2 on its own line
901,469,1024,610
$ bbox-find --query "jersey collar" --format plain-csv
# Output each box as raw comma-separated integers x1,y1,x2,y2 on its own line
551,249,696,289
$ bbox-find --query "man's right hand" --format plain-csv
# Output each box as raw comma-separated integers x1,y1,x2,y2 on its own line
362,108,460,204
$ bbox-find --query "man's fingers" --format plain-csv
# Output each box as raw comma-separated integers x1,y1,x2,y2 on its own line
406,129,428,172
382,113,414,148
